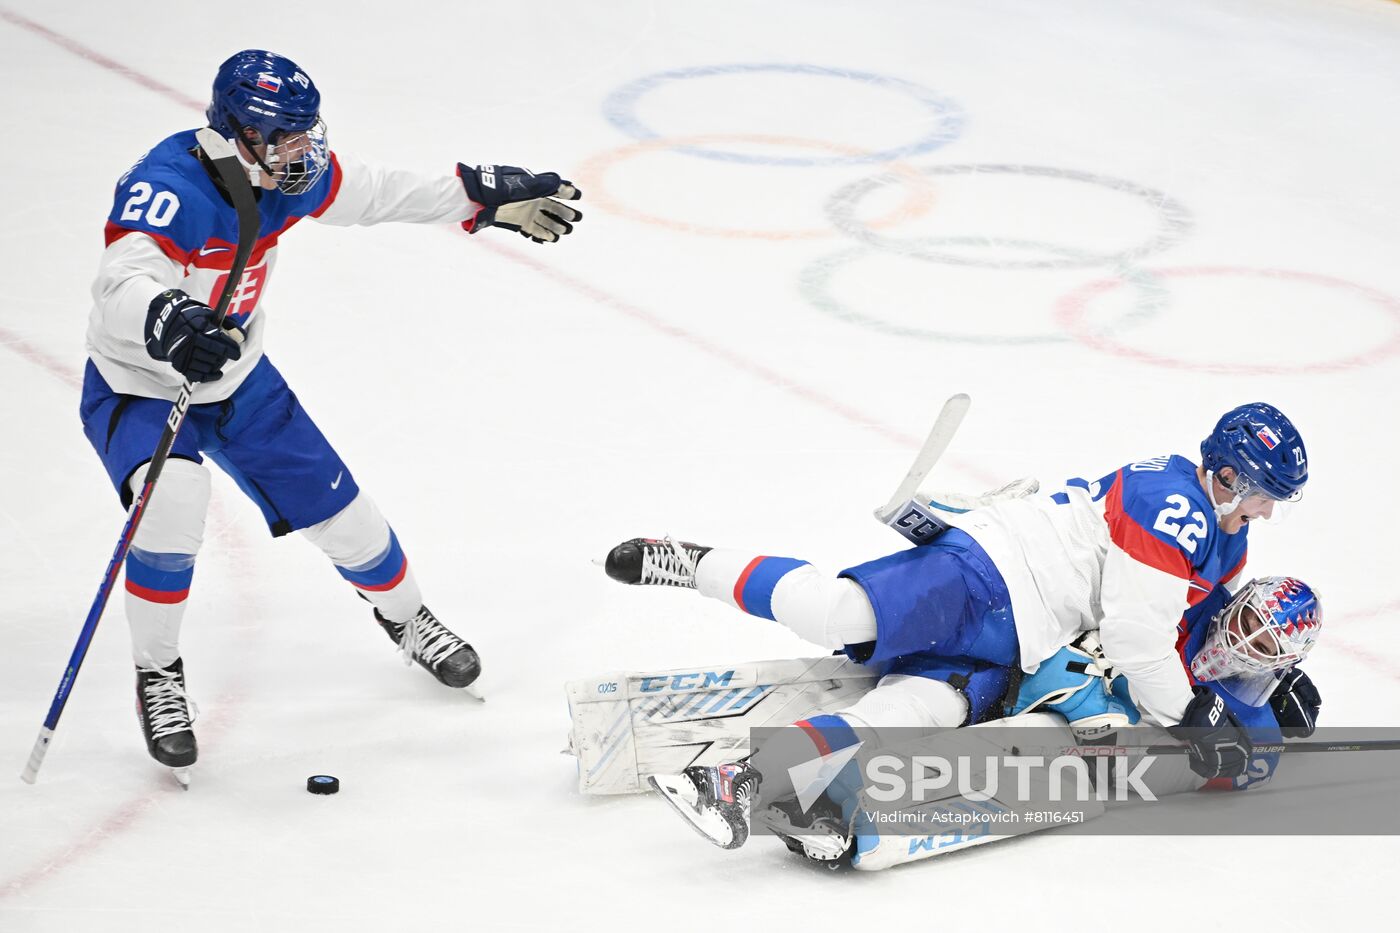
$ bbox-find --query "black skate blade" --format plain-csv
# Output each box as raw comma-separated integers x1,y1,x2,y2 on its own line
647,774,742,850
464,685,485,703
171,767,192,790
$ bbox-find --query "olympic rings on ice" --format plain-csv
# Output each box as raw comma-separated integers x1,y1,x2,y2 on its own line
579,134,938,240
1054,266,1400,374
602,64,966,167
825,164,1196,269
800,244,1168,346
596,64,1398,373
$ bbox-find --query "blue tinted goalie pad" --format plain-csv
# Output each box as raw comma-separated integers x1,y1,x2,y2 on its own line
1007,644,1141,726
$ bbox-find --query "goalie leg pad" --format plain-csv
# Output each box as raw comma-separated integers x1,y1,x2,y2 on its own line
849,713,1106,871
566,656,882,795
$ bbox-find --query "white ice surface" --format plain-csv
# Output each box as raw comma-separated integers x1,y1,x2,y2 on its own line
2,0,1398,929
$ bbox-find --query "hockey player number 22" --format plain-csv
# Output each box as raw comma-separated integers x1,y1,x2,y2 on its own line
1153,494,1207,554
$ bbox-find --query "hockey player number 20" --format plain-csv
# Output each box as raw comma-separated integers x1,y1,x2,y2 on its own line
1153,494,1207,554
120,182,180,227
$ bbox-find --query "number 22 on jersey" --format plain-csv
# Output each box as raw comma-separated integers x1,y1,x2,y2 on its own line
1153,494,1207,553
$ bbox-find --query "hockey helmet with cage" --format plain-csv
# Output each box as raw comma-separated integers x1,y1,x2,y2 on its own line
206,50,328,195
1200,403,1307,503
1190,576,1321,705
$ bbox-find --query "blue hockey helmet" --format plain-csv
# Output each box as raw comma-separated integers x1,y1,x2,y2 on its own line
1200,403,1307,502
206,50,328,194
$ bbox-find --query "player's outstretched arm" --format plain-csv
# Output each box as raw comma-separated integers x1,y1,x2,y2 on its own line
458,164,582,243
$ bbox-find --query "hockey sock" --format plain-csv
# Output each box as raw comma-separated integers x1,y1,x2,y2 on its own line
124,459,209,669
334,529,422,622
751,714,865,821
302,495,423,623
695,550,877,648
125,548,195,670
796,715,866,818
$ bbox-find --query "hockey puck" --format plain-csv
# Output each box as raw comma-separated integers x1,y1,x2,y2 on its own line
306,774,340,795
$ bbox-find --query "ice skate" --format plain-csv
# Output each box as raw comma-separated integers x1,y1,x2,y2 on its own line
648,762,759,850
759,796,854,864
604,538,712,588
377,605,481,690
135,658,198,788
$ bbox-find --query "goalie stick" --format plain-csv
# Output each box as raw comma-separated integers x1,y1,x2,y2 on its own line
21,129,259,786
873,393,971,545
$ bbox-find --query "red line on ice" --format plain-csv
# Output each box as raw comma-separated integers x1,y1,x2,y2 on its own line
0,326,82,390
0,8,206,111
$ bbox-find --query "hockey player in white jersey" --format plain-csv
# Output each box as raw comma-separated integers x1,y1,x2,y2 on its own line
80,49,582,778
602,403,1316,857
650,574,1321,866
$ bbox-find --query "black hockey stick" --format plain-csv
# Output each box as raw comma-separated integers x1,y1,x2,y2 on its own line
1143,738,1400,756
21,128,259,784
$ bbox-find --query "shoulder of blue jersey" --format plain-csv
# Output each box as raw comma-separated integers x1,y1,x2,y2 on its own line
1113,454,1218,564
107,130,231,256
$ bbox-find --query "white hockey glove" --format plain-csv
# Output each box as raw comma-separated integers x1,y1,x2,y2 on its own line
458,163,582,243
921,476,1041,513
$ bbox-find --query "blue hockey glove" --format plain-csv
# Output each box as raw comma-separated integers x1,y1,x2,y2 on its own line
144,288,245,383
1168,685,1252,779
1269,668,1320,738
458,163,582,243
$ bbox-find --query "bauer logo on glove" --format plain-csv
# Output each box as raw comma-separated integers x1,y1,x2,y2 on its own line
457,163,582,243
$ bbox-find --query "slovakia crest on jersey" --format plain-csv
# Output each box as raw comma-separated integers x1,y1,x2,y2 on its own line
1256,426,1280,449
256,74,282,94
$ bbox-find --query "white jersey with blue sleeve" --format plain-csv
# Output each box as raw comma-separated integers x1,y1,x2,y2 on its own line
939,455,1248,727
87,129,477,403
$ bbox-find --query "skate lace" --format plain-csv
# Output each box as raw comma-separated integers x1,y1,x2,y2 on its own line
396,610,465,670
734,775,754,810
640,538,699,586
141,667,198,740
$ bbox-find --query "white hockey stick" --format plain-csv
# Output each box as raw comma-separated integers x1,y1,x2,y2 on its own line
873,393,971,545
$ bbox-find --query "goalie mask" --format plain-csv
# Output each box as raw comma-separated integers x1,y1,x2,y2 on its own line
1190,577,1321,705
